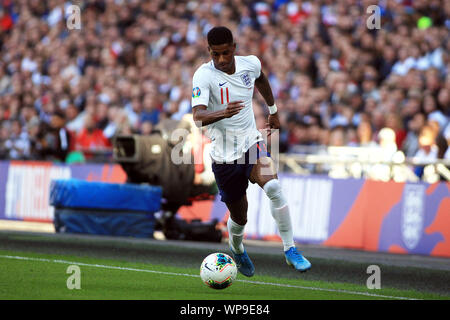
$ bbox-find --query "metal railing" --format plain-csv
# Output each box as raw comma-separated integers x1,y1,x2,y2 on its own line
276,146,450,183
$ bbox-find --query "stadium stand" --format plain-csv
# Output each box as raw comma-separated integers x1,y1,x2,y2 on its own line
0,0,448,182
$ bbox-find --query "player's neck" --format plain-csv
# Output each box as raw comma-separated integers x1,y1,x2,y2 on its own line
225,61,236,75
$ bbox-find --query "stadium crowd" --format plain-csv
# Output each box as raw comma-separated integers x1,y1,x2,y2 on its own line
0,0,449,166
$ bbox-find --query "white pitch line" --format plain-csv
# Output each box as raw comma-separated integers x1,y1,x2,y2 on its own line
0,254,418,300
235,279,417,300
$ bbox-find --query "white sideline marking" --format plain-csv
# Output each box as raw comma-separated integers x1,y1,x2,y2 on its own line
0,255,418,300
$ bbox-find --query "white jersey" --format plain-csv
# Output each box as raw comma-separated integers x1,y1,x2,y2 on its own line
191,55,263,162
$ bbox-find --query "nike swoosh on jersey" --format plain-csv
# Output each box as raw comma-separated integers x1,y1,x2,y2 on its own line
219,82,227,86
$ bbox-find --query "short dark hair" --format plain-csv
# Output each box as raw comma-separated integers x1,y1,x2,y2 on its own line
207,26,234,46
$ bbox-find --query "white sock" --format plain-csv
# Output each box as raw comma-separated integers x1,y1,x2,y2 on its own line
263,179,295,252
271,205,295,251
227,217,245,254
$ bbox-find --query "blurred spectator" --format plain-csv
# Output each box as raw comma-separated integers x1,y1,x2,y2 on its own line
403,112,426,157
345,126,358,147
0,6,14,33
140,93,161,126
75,114,111,159
0,121,10,159
65,105,84,133
288,121,309,147
140,121,153,136
378,127,398,158
413,124,439,177
357,119,377,147
328,126,346,147
385,112,407,150
4,119,30,159
45,111,73,162
102,105,120,139
307,122,322,146
27,117,45,160
424,92,448,131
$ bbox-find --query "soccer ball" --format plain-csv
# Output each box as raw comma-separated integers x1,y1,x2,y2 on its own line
200,252,237,289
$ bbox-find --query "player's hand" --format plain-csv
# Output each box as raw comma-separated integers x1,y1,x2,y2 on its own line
223,101,244,118
266,113,280,137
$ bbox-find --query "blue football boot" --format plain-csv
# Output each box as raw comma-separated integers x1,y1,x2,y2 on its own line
285,247,311,272
230,247,255,277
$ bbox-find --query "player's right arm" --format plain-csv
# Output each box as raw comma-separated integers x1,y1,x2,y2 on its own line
192,102,244,127
191,66,243,127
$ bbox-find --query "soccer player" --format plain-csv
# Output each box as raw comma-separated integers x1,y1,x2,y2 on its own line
191,26,311,276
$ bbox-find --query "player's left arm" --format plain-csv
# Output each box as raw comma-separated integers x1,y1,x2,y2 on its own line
255,71,280,135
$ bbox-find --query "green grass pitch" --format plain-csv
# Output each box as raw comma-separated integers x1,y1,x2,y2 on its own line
0,249,446,300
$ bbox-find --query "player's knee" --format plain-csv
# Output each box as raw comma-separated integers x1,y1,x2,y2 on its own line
263,179,287,208
263,179,282,201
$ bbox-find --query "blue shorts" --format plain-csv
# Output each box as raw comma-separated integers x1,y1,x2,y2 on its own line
212,141,270,203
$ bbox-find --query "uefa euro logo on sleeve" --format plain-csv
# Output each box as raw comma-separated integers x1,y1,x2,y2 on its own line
192,87,201,98
240,73,251,87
